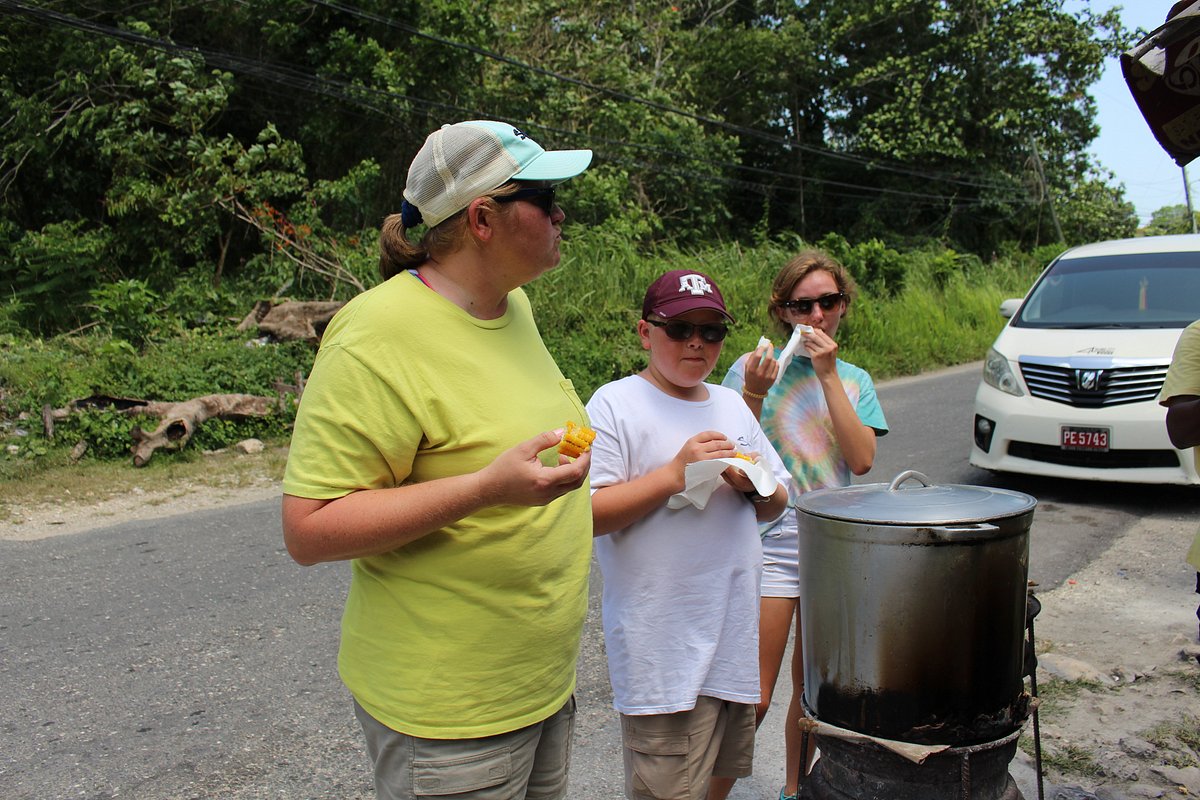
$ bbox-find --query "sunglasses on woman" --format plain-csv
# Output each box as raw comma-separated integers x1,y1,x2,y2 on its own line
495,185,557,215
778,292,845,315
645,318,730,343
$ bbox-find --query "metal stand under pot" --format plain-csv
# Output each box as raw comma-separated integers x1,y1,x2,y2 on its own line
794,471,1039,800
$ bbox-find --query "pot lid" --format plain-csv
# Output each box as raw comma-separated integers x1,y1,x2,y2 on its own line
797,470,1037,525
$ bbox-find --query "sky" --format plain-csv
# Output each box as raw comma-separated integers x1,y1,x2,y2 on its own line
1079,1,1192,225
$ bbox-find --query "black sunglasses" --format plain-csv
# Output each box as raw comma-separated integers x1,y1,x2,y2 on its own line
495,185,556,215
645,318,730,343
778,292,845,315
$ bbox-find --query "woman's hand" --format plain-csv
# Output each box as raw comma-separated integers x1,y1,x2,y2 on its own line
284,429,591,565
478,429,592,507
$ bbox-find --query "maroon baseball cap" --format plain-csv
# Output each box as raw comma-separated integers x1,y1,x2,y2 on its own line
641,269,734,322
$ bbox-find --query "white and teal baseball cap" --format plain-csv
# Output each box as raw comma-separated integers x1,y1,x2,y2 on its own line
402,120,593,228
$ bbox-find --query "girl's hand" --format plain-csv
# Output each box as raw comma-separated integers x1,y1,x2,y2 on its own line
803,326,839,374
744,344,778,395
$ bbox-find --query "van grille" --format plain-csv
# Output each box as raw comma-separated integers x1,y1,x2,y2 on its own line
1018,362,1169,408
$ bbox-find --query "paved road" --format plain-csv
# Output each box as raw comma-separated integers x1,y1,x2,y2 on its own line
1,363,1196,799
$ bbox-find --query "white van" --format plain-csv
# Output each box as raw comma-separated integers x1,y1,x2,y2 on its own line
970,234,1200,485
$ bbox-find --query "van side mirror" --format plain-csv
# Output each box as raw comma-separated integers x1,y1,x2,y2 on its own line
999,299,1022,319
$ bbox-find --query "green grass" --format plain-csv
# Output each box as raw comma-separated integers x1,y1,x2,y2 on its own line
1162,666,1200,693
1140,715,1200,769
1035,741,1107,779
1017,675,1111,772
0,232,1049,481
532,232,1043,400
1029,675,1109,717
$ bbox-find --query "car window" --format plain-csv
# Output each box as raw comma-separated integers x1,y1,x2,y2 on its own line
1014,251,1200,329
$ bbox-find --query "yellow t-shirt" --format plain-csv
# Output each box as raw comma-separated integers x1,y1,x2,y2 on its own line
284,273,592,738
1160,320,1200,570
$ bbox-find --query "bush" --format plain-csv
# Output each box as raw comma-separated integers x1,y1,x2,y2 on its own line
0,324,312,466
89,279,166,346
3,220,117,334
0,231,1048,474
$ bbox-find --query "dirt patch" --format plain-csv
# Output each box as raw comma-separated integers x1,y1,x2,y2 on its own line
1027,510,1200,797
0,480,281,541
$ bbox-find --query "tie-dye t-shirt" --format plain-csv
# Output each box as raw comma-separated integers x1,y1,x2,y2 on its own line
722,350,888,495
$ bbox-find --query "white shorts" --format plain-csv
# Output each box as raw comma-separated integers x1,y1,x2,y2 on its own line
760,508,801,598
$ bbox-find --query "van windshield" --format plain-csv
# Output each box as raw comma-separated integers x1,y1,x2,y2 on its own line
1014,251,1200,329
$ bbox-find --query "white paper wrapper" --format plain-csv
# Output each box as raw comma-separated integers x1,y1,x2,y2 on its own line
667,458,778,510
773,324,814,384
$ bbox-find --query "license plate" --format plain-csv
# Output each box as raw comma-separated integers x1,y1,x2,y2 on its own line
1060,426,1109,452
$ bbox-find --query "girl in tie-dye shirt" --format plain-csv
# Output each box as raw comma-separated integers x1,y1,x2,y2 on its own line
714,250,888,800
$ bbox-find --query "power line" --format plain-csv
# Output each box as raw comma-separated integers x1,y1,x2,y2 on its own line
0,0,1031,209
308,0,1030,195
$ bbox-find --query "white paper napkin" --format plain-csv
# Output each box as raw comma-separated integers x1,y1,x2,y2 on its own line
773,324,813,384
667,458,779,510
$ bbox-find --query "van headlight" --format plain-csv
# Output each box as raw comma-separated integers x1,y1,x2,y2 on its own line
982,348,1024,396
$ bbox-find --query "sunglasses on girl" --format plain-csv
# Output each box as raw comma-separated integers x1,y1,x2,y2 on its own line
778,292,845,315
645,318,730,343
495,185,557,215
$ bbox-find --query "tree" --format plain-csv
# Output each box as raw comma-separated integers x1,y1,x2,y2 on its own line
0,5,373,333
1143,205,1196,237
780,0,1134,249
0,0,1147,335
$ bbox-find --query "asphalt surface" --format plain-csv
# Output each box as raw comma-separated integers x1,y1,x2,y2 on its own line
2,362,1197,799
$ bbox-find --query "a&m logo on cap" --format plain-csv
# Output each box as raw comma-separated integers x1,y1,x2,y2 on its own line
678,273,713,296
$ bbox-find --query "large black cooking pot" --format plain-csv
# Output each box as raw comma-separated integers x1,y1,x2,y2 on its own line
796,471,1036,746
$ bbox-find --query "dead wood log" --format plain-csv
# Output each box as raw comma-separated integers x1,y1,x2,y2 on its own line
45,393,278,467
42,395,152,438
128,394,277,467
237,300,345,344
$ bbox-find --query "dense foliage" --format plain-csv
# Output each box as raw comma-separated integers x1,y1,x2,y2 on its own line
0,234,1046,471
1,0,1141,338
0,0,1153,472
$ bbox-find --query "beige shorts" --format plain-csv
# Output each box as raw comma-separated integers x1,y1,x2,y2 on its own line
620,696,756,800
354,696,575,800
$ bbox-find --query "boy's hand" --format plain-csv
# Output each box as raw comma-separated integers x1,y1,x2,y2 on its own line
675,430,737,462
670,431,736,489
720,451,760,492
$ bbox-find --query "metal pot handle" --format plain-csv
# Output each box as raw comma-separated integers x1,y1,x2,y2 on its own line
888,470,932,491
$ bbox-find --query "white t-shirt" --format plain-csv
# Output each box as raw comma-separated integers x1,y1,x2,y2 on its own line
587,375,791,714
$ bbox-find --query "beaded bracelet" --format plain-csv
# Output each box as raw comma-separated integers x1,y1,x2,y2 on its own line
742,387,768,400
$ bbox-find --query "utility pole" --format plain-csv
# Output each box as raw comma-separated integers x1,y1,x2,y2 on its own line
791,97,805,238
1184,165,1198,234
1029,136,1064,243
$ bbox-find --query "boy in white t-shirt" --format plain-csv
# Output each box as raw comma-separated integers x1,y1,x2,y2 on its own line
587,269,791,800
